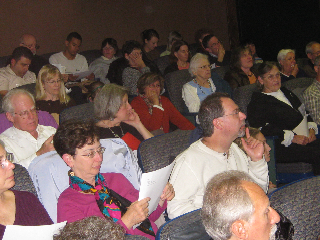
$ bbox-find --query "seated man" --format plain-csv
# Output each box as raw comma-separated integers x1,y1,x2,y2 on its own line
167,92,268,219
303,55,320,124
0,46,36,97
300,41,320,78
0,89,56,168
19,34,49,75
202,34,231,69
202,171,280,240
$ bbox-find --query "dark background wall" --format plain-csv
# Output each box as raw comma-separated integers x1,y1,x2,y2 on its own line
0,0,231,56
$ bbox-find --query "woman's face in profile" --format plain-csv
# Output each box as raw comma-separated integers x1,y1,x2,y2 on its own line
258,66,281,93
144,36,158,51
114,94,132,122
0,145,15,191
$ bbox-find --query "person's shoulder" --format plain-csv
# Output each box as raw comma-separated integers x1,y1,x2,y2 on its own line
12,189,37,201
49,52,63,59
38,124,57,133
75,53,87,61
0,127,15,138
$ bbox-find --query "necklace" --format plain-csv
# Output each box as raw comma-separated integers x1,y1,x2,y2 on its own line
107,125,124,138
194,79,213,95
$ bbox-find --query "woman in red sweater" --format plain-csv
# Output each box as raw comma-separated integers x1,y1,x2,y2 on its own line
131,73,195,133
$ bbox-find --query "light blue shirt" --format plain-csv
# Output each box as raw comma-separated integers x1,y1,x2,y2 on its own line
189,80,214,103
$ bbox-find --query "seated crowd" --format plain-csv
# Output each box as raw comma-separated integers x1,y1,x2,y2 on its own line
0,28,319,239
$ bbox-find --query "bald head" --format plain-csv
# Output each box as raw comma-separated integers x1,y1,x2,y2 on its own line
20,34,37,55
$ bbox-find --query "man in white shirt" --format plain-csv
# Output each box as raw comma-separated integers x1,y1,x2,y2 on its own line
0,89,56,168
0,47,36,97
168,92,268,219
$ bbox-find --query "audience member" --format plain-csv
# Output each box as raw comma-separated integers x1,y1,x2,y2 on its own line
0,47,36,97
89,38,118,84
0,140,52,239
141,29,160,62
53,216,125,240
0,89,56,168
202,34,231,68
122,40,151,95
300,41,320,78
277,49,307,83
240,39,263,64
19,34,49,75
247,61,320,175
194,28,214,55
55,121,174,239
86,81,104,102
224,46,257,90
303,55,320,124
35,64,76,114
202,171,280,240
164,40,190,76
167,92,269,219
131,73,195,133
95,84,153,150
182,53,217,113
160,31,183,57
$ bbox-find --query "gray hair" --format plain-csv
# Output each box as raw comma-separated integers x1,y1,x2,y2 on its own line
2,89,35,114
189,53,209,78
53,216,125,240
94,84,129,120
305,41,320,55
277,49,295,63
201,171,255,240
199,92,230,137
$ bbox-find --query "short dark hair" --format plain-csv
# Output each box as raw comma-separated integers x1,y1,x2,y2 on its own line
230,46,252,70
66,32,82,42
199,92,230,137
122,40,142,56
53,216,125,240
141,29,159,42
194,28,214,44
137,72,164,95
53,120,99,157
202,34,216,49
11,46,33,62
101,38,118,55
256,61,279,91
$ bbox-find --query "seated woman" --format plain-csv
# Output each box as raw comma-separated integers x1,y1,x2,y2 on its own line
247,61,320,175
86,81,104,102
94,84,153,150
36,64,76,114
164,40,190,76
182,53,216,113
131,73,195,133
224,46,257,90
240,39,263,64
89,38,118,84
55,121,174,239
160,31,182,57
122,40,151,96
277,49,307,83
0,140,52,239
141,29,160,62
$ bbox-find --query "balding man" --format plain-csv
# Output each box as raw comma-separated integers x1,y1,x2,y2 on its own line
0,47,36,97
300,41,320,78
167,92,268,219
0,89,56,168
202,171,280,240
19,34,49,75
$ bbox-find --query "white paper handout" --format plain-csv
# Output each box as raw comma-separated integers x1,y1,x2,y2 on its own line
292,115,309,137
138,161,175,215
73,70,93,80
3,221,67,240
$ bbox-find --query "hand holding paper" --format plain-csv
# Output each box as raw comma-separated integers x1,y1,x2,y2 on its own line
121,197,150,229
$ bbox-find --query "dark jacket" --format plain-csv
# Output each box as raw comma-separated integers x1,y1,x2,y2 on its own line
224,67,257,90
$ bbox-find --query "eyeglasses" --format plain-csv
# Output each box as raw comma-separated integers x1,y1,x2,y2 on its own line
221,108,241,118
210,40,221,48
0,153,14,169
198,64,210,70
75,147,106,158
14,107,37,119
45,79,62,84
263,73,281,81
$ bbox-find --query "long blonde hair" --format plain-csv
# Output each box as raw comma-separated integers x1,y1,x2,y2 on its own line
36,64,70,104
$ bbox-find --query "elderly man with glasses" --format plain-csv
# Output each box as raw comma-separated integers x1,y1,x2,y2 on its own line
167,92,269,219
0,88,56,168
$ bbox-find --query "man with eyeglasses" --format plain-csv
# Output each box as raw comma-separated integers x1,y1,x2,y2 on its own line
0,89,56,169
0,46,36,97
300,41,320,78
167,92,268,219
19,34,49,76
201,34,231,69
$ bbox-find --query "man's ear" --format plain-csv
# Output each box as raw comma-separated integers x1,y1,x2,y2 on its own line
62,153,74,168
231,220,249,239
6,112,14,123
314,65,319,73
65,40,70,47
213,118,223,130
307,53,313,60
205,47,211,53
10,58,16,67
124,53,130,60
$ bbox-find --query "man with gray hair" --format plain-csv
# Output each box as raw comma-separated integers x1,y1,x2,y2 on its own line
0,89,56,168
167,92,269,219
303,55,320,124
300,41,320,78
202,170,280,240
